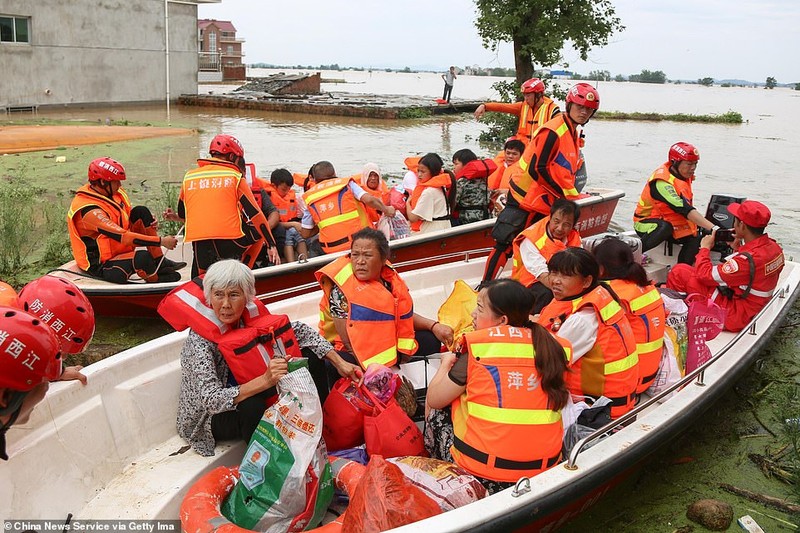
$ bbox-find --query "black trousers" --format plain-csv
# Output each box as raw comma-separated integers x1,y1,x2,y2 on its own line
636,218,701,265
442,83,453,102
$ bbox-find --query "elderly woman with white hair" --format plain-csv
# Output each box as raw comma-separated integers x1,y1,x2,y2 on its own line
176,259,360,456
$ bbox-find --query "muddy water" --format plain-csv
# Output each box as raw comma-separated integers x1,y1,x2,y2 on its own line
4,74,800,529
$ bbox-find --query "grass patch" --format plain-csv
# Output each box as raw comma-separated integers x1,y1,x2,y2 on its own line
397,107,431,119
596,110,743,124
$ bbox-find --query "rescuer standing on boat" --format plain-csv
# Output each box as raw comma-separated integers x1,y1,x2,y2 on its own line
481,83,598,284
172,134,279,276
474,77,560,146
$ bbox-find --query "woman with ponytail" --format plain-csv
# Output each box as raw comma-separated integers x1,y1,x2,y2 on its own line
426,278,569,493
593,238,666,394
537,247,639,419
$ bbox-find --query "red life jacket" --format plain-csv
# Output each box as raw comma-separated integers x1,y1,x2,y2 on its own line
455,159,498,180
157,278,301,384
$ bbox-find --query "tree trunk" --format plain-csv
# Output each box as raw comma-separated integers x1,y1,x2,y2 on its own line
513,37,534,90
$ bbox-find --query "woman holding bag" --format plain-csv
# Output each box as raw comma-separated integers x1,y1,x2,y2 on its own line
173,260,360,457
426,278,570,494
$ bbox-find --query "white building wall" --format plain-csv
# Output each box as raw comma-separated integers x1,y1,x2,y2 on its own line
0,0,205,108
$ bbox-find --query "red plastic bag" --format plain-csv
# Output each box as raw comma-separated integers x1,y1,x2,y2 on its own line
341,456,441,533
684,293,726,374
361,386,426,458
322,378,368,452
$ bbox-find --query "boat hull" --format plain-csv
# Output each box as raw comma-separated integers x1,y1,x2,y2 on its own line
52,189,623,317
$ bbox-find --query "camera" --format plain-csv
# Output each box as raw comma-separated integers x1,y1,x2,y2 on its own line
699,227,735,243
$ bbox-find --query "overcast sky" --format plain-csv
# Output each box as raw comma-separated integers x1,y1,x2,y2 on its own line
198,0,799,83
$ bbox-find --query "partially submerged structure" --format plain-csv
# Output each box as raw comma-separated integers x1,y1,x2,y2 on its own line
0,0,219,111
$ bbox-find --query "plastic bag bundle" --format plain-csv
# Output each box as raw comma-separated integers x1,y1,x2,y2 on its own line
437,279,478,352
387,456,487,511
341,456,441,533
648,326,683,401
685,294,726,373
377,212,411,241
222,359,333,532
361,363,400,404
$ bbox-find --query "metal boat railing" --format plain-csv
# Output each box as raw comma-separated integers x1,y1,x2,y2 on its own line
564,282,793,470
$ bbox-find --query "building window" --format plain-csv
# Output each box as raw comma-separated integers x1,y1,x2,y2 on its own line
227,45,233,55
0,15,29,43
208,31,216,52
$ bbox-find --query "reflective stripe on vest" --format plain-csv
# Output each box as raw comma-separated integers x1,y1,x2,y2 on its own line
467,402,561,425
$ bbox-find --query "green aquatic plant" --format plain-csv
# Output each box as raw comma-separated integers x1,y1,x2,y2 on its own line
595,110,743,124
397,107,431,119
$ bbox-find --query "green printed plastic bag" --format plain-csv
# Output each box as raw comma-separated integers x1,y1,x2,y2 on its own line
222,359,334,532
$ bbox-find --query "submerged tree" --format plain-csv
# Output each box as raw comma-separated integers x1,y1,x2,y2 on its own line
698,77,714,87
765,76,777,89
474,0,624,86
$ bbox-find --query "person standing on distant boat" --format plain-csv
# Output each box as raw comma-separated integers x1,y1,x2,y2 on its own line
666,200,785,332
480,83,596,284
633,142,717,265
473,77,560,146
67,157,183,283
442,66,457,103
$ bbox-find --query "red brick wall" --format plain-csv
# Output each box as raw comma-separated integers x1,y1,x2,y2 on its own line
222,65,246,81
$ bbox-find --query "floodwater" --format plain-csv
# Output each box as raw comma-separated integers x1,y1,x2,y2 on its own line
31,69,800,255
10,70,800,529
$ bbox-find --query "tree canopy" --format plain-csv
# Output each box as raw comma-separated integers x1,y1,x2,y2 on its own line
474,0,624,85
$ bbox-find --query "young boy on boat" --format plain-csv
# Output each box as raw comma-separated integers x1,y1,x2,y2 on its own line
263,168,307,263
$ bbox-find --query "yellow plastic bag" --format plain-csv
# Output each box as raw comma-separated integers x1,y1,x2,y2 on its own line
437,280,477,352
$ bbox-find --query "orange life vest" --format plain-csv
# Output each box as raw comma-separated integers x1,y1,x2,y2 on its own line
303,177,370,253
606,279,665,393
315,256,417,369
450,326,563,482
511,216,582,287
538,285,639,418
360,176,391,226
407,173,453,232
67,183,133,271
515,97,559,143
513,114,582,215
181,158,247,242
262,183,299,222
157,278,301,384
633,163,697,239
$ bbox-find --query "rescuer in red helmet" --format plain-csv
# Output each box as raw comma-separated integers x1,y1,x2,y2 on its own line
633,142,718,264
0,306,63,460
67,157,183,284
166,134,279,276
474,77,560,146
481,83,597,284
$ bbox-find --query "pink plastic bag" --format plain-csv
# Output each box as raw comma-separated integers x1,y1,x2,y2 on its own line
684,294,726,374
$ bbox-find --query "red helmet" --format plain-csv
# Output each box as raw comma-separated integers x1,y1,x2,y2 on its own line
88,157,126,182
566,83,600,110
0,306,62,391
668,142,700,163
0,281,19,308
521,78,546,94
209,134,244,158
18,276,95,354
